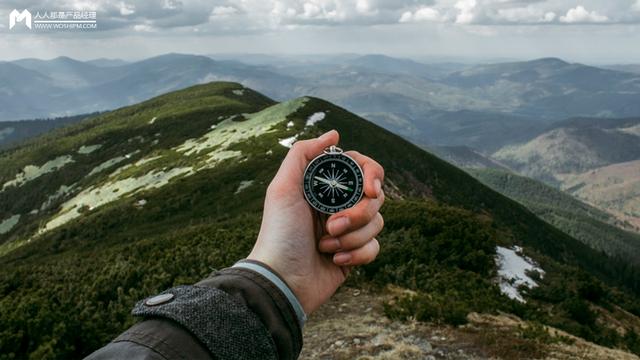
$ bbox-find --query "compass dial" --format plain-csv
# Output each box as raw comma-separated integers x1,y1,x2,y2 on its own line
303,152,364,214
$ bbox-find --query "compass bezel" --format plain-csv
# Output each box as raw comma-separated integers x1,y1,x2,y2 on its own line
303,152,364,214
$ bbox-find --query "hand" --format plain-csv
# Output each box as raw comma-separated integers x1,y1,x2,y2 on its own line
247,130,385,314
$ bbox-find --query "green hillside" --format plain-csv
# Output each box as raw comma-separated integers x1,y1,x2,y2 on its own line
1,82,640,359
471,168,640,264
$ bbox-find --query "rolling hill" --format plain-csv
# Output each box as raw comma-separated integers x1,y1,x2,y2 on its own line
493,116,640,228
0,113,98,150
1,82,640,359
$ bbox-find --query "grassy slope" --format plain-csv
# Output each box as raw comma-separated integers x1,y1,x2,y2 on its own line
1,82,640,359
471,168,640,265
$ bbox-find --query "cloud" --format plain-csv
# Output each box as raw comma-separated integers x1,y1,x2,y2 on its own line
455,0,477,24
559,5,608,23
399,7,443,23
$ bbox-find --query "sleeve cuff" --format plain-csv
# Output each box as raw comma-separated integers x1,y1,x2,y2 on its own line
232,260,308,328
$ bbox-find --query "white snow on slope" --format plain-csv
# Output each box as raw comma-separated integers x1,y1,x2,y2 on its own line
235,180,254,194
41,184,76,211
78,144,102,154
42,167,193,233
149,117,157,125
2,156,74,191
88,151,140,176
306,112,326,127
176,97,308,158
495,246,545,303
279,135,298,148
232,89,245,96
0,214,20,234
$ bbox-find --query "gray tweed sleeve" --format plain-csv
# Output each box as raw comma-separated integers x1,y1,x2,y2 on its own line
131,285,277,360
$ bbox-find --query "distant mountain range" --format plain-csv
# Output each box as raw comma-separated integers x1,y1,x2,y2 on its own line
0,54,297,121
2,82,640,358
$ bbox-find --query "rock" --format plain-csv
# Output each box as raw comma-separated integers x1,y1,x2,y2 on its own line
353,338,361,345
334,340,345,347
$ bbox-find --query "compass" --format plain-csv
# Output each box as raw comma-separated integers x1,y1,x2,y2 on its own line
303,145,364,214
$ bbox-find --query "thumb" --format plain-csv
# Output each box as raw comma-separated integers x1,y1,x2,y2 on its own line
281,130,340,177
269,130,340,195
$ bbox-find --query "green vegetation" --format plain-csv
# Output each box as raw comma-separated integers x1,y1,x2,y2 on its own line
1,82,640,359
471,168,640,265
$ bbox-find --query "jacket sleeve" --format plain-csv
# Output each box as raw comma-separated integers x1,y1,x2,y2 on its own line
85,260,305,360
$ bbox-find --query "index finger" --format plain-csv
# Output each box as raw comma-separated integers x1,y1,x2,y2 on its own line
345,151,384,198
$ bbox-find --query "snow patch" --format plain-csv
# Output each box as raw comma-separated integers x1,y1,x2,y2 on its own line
42,167,193,233
176,97,308,160
0,214,20,234
232,89,245,96
149,117,157,125
279,135,298,148
495,246,544,303
306,112,326,127
88,151,140,176
41,184,76,211
286,121,294,129
78,144,102,154
2,156,74,191
235,180,254,194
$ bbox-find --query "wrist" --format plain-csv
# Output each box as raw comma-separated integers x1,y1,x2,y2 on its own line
234,259,307,327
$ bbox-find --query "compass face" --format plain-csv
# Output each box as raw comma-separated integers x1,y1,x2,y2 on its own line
303,153,364,214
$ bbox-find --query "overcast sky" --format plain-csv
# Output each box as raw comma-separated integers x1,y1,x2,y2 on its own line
1,0,640,64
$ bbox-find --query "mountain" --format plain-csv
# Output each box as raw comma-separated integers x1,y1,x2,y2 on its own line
604,64,640,75
0,62,62,121
430,145,509,170
85,58,130,67
559,160,640,231
0,54,297,121
441,58,640,119
342,54,463,79
0,113,97,150
493,117,640,227
494,117,640,181
471,168,640,264
12,56,121,87
1,82,640,359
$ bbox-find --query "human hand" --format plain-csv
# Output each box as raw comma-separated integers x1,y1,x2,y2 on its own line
247,130,385,314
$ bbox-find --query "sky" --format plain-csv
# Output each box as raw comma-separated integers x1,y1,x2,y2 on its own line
1,0,640,64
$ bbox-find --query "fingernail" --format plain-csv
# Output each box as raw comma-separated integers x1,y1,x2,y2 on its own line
319,130,334,141
320,238,341,252
334,252,352,265
328,217,350,236
374,179,382,197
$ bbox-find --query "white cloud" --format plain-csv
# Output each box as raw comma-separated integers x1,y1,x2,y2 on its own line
399,7,442,23
560,5,608,23
211,6,238,17
633,0,640,11
119,1,135,16
455,0,477,24
496,6,556,23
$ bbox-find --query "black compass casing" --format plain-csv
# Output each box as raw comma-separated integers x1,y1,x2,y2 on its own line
303,149,364,214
